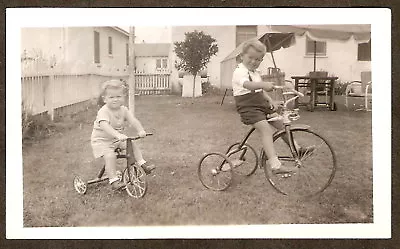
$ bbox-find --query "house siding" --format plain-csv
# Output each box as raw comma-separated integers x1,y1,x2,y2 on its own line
266,35,371,82
21,27,129,74
21,27,65,64
136,56,169,73
219,25,371,88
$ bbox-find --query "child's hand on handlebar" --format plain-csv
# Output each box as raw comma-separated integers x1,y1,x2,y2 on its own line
138,130,147,138
269,101,279,112
274,85,292,91
116,133,128,141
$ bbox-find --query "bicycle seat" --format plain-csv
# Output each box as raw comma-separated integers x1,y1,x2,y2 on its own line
114,148,122,154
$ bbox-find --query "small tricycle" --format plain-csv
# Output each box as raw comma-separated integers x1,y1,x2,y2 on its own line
198,87,337,199
73,133,153,198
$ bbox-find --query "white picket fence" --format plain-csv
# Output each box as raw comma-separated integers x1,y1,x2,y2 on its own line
135,72,171,95
21,62,172,119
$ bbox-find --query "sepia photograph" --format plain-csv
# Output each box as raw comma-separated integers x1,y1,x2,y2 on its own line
6,8,391,239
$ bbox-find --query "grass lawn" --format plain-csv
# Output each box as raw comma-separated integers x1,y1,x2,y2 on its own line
22,94,372,226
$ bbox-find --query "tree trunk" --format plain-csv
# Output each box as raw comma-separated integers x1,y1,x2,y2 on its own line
192,73,197,99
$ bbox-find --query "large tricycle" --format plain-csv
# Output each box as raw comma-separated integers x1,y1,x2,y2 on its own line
198,87,337,199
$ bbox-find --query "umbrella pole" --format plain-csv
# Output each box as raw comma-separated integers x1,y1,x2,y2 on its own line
265,35,277,68
313,40,317,72
270,51,277,68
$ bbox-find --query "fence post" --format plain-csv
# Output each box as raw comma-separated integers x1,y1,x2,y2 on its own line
128,26,136,114
48,71,55,120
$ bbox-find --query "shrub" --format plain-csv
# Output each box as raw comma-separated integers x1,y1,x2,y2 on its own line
22,103,33,140
201,81,223,96
21,105,56,141
334,81,351,95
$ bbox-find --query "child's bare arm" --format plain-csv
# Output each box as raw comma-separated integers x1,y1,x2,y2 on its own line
125,111,146,136
99,121,127,140
243,81,275,92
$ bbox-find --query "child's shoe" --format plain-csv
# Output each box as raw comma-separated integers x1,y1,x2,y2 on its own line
271,165,295,175
111,181,126,191
141,162,156,175
268,157,295,175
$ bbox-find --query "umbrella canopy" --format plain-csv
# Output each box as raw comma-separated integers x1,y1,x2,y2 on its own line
269,25,371,43
221,32,296,63
268,25,371,72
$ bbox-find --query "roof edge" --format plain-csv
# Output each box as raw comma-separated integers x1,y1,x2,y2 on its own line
112,27,129,37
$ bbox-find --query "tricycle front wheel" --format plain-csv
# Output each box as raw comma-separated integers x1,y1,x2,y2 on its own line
123,165,148,198
262,128,337,199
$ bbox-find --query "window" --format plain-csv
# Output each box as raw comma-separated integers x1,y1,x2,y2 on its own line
358,40,371,61
94,31,100,63
236,26,257,47
108,36,113,55
162,58,168,68
156,58,168,69
126,43,129,65
306,36,327,56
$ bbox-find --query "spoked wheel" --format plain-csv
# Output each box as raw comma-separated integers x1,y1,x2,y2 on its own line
73,176,87,195
226,143,258,176
123,165,148,198
198,152,233,191
262,128,336,199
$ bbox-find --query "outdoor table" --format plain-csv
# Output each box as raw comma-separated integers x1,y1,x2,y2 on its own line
291,76,338,112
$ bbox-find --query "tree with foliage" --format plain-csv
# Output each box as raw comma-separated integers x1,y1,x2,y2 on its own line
174,30,218,98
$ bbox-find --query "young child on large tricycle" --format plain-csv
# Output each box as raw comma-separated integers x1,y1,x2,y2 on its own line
231,40,313,175
91,79,155,191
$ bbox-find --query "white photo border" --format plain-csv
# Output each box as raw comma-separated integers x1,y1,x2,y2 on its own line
6,7,391,239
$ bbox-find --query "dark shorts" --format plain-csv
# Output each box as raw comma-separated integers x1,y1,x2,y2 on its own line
234,91,275,125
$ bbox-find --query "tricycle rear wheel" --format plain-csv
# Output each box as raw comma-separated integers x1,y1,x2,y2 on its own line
198,152,233,191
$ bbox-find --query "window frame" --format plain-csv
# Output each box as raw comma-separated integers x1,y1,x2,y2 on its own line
126,43,129,66
156,58,168,70
305,36,327,56
94,31,100,63
108,36,113,56
162,58,168,69
357,40,371,61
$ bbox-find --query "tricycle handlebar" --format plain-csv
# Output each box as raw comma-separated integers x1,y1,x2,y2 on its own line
113,133,153,143
274,85,304,97
127,133,153,141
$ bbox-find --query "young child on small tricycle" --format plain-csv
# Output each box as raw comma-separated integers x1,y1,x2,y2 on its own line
91,79,155,191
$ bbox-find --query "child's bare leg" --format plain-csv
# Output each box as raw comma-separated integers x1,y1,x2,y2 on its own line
104,153,118,182
130,140,145,164
253,120,278,162
130,140,155,173
255,120,294,173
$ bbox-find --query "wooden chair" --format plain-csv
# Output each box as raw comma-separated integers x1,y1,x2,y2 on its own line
345,71,372,111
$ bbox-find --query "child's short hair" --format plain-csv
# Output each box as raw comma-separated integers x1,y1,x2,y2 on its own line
241,39,267,56
97,79,127,107
100,79,127,97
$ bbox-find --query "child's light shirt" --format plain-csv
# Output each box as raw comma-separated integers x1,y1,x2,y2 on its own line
91,105,129,142
232,63,263,96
